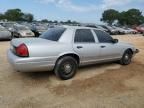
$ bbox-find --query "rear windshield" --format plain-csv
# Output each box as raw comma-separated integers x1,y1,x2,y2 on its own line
40,27,66,41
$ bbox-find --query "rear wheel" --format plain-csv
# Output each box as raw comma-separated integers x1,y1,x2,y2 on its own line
120,50,133,65
54,56,78,80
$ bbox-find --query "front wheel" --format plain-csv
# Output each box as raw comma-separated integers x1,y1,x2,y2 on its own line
54,56,78,80
120,50,133,65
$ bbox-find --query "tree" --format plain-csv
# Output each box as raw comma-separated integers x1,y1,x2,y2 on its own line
0,13,5,20
101,8,144,26
118,11,127,25
22,13,34,22
66,20,72,24
1,8,34,22
118,9,144,26
41,19,49,23
101,9,119,25
4,9,24,21
126,9,143,25
53,20,58,23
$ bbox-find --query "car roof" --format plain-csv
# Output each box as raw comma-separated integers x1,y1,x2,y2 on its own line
14,24,28,27
62,25,102,31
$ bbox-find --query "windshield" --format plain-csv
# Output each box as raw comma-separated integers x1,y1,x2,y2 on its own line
40,27,66,41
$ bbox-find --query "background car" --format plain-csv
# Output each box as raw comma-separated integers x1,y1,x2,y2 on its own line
85,24,109,33
135,24,144,34
0,25,12,40
12,24,34,38
8,26,139,80
100,25,118,35
122,27,138,34
112,26,127,34
0,22,16,32
31,24,48,37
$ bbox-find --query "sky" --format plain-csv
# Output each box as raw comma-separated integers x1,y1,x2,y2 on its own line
0,0,144,23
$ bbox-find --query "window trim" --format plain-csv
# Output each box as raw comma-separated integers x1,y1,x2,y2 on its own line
73,29,96,44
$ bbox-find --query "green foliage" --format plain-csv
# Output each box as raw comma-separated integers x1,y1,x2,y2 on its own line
22,13,34,22
0,13,5,20
0,9,34,22
101,9,119,25
4,9,24,21
101,8,144,26
118,9,144,25
41,19,49,23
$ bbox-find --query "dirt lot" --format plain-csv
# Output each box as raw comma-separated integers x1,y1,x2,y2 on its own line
0,34,144,108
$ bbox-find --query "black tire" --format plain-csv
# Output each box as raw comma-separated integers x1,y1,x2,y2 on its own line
120,50,133,65
54,56,78,80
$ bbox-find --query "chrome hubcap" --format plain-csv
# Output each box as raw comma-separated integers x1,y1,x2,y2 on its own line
64,64,72,74
124,54,129,60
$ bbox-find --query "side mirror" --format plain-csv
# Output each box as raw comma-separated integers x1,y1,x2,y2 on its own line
112,39,118,43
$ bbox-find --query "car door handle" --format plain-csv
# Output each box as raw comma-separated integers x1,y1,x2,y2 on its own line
77,46,83,49
100,46,106,48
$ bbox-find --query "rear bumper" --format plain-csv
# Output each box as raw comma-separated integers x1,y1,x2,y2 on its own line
7,50,56,72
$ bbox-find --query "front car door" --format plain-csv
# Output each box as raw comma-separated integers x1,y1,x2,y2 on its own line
93,30,122,61
73,29,100,65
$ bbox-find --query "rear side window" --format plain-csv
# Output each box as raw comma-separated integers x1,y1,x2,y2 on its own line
94,30,113,43
74,29,95,43
40,27,66,41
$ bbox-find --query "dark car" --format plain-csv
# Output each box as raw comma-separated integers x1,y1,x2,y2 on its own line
100,25,118,35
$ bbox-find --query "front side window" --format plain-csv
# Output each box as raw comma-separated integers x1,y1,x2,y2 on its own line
40,27,66,41
94,30,113,43
74,29,95,43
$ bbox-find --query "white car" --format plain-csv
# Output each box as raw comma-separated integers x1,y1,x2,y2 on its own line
0,25,12,40
8,26,139,80
12,25,34,38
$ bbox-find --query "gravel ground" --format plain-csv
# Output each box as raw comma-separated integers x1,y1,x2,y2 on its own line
0,34,144,108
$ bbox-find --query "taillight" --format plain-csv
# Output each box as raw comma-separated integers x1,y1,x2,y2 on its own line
16,43,29,57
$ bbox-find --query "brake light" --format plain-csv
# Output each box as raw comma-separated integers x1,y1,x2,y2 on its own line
16,43,29,57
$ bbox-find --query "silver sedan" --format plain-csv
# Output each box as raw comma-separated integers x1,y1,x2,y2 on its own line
0,25,12,40
7,26,139,80
12,24,34,38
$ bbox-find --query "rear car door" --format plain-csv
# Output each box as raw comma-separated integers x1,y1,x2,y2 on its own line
93,30,121,60
73,29,100,64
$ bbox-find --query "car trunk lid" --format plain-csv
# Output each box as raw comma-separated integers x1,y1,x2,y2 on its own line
11,38,56,47
10,38,57,55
